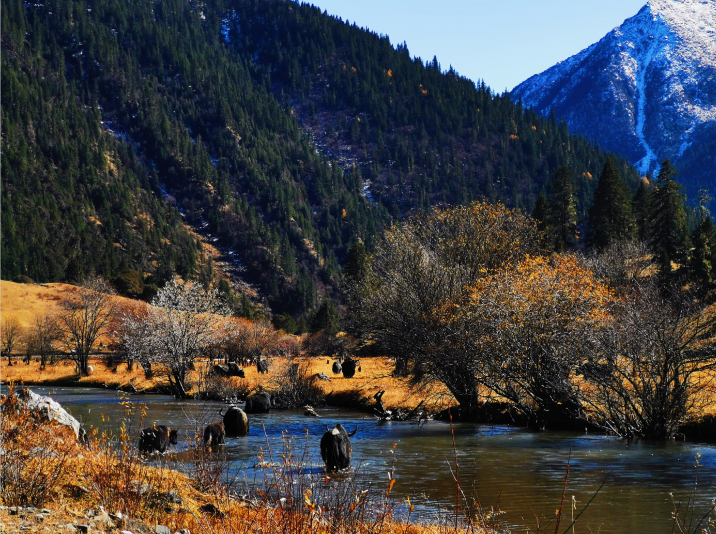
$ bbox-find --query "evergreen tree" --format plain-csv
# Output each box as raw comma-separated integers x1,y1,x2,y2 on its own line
633,179,652,242
311,299,342,335
689,216,716,286
648,159,690,276
344,242,369,283
548,166,577,252
532,193,550,233
587,157,636,249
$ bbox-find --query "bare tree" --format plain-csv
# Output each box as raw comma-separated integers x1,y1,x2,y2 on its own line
148,277,230,398
116,303,155,378
221,318,279,365
2,318,22,366
28,315,60,369
583,239,654,291
580,282,716,438
55,278,116,375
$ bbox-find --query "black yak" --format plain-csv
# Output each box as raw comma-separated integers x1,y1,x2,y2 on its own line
203,421,226,450
331,361,342,375
139,425,178,454
227,362,245,378
221,406,249,436
257,359,270,374
244,392,271,414
341,359,358,378
320,423,358,472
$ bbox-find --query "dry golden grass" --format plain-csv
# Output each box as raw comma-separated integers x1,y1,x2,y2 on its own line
0,358,159,391
0,281,76,329
1,356,455,413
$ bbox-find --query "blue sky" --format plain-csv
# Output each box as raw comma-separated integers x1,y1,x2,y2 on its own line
306,0,648,92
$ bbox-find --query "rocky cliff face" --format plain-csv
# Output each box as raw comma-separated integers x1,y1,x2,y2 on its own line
512,0,716,188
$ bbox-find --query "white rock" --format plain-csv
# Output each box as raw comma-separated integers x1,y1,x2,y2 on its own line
16,389,86,442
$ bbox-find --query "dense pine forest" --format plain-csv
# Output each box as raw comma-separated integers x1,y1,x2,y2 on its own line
2,0,642,320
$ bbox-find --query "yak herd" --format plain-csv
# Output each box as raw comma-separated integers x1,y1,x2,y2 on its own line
138,359,361,472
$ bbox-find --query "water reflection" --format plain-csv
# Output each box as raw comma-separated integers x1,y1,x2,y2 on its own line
7,386,715,533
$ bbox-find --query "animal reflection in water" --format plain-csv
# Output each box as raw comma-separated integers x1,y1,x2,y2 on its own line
321,423,358,472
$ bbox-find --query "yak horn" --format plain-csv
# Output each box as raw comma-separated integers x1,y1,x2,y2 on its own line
348,425,358,437
218,407,225,417
325,424,330,432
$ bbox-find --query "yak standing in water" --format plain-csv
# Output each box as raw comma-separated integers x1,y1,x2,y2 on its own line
320,423,358,472
203,421,226,450
221,406,249,436
139,425,178,454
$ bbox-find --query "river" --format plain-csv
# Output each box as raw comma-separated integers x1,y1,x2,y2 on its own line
11,386,716,533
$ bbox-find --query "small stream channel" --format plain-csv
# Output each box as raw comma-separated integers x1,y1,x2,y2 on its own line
9,386,716,533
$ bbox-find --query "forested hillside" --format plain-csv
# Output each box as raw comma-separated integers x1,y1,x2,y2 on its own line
225,0,641,214
2,0,640,319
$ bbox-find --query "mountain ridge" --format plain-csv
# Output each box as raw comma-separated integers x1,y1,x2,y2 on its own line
512,0,716,193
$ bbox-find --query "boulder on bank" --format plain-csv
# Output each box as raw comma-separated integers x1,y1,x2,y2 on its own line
16,389,87,442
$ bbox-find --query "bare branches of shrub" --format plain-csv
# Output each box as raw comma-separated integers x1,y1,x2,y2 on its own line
55,277,116,375
580,282,716,438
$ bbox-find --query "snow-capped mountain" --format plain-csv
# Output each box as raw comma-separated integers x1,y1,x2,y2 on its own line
512,0,716,189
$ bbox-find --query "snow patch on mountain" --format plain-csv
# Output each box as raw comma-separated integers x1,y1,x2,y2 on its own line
512,0,716,180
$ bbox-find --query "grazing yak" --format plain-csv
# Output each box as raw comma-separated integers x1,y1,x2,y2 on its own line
203,421,226,450
221,406,249,436
227,362,245,378
341,359,359,379
320,423,358,472
245,392,271,414
257,359,270,374
139,425,178,454
331,361,342,375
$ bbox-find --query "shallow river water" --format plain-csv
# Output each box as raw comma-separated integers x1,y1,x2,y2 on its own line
12,386,716,533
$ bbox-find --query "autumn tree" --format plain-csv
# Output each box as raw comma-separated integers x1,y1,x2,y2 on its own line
222,318,279,365
587,157,636,249
2,318,21,366
55,278,116,375
347,201,544,416
455,255,614,429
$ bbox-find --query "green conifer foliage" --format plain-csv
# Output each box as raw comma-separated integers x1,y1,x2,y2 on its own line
587,157,636,249
311,299,342,335
633,179,653,243
689,216,716,286
531,193,550,233
548,166,577,252
648,159,690,275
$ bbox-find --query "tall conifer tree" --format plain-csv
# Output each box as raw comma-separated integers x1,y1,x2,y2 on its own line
633,178,652,242
648,159,690,275
587,157,636,249
532,193,550,233
548,166,577,252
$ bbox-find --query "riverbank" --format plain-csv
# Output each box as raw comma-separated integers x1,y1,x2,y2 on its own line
0,356,455,415
0,393,495,534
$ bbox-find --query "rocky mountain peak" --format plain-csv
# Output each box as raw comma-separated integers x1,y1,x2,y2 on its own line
512,0,716,188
